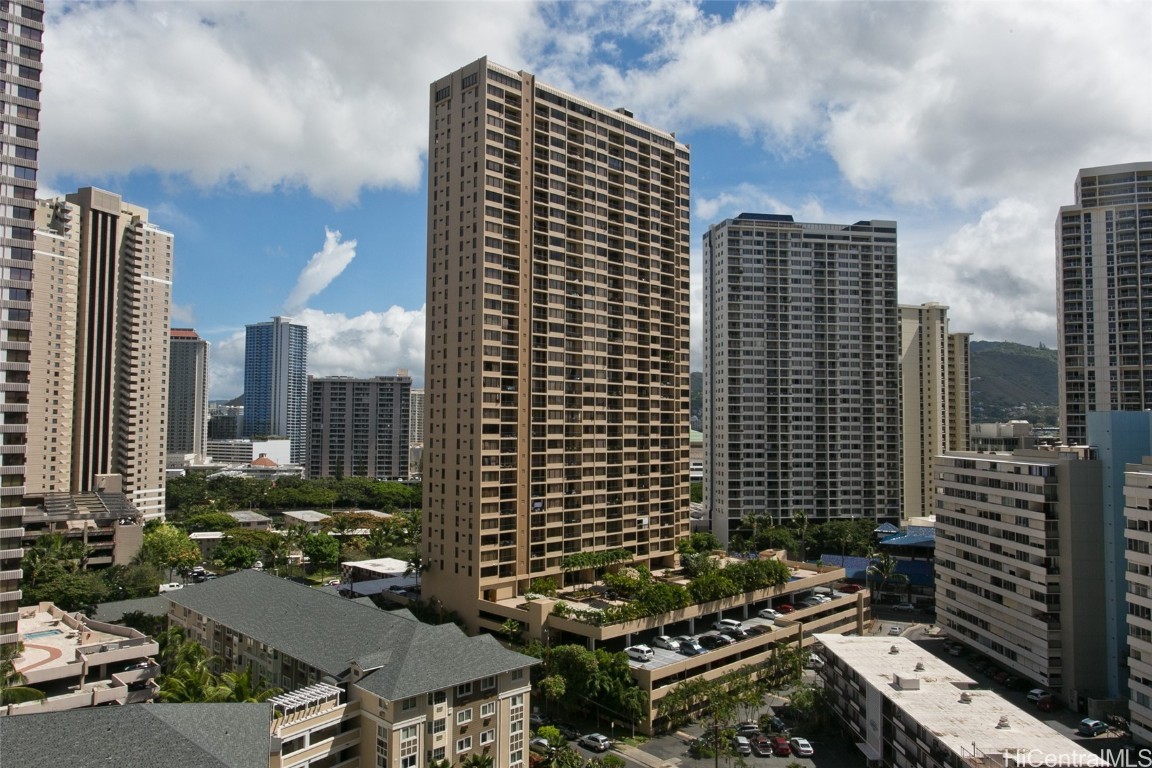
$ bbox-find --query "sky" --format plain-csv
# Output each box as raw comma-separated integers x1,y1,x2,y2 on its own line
39,0,1152,400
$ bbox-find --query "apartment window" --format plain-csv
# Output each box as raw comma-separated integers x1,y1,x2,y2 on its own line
457,708,473,725
480,701,496,718
511,668,524,681
429,718,446,735
480,729,495,746
480,676,496,691
401,696,417,712
456,736,472,753
457,682,472,697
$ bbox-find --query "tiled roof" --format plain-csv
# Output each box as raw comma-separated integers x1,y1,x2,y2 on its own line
165,571,536,694
0,704,271,768
91,594,172,624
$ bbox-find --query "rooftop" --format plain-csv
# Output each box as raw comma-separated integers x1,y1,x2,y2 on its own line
166,570,536,698
0,704,271,768
228,509,272,524
816,635,1105,766
280,509,330,524
16,605,131,677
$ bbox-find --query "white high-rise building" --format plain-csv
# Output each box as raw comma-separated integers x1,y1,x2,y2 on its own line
703,213,900,541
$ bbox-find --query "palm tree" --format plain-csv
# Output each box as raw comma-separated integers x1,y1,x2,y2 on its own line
1,644,45,705
220,666,281,702
459,754,495,768
867,552,908,603
792,510,811,561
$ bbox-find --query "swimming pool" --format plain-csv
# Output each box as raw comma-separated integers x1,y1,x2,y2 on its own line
23,628,63,640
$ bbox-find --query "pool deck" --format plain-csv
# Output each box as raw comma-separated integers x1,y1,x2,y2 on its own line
15,606,123,675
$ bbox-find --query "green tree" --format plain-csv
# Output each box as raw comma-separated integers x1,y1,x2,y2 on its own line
181,511,239,533
867,552,907,602
23,571,109,612
690,481,703,503
1,644,45,705
300,533,340,577
100,563,163,600
137,523,201,580
219,665,281,702
535,724,563,746
218,544,261,570
501,619,523,646
458,754,494,768
549,748,584,768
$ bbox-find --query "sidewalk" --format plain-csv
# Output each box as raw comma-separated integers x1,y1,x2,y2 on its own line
614,742,678,768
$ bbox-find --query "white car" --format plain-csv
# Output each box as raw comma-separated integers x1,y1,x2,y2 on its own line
651,635,678,651
758,608,780,620
158,582,183,593
1027,688,1050,702
805,653,825,670
578,733,611,752
789,737,815,757
625,644,654,662
714,618,744,633
888,625,902,636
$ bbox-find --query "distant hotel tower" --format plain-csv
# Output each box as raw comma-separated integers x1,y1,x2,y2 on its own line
703,213,900,540
899,303,970,520
242,316,308,464
31,188,173,519
423,58,691,628
1058,162,1152,445
167,328,209,462
0,0,43,650
307,374,411,480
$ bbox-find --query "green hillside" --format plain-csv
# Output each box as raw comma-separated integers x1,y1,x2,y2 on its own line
970,341,1059,424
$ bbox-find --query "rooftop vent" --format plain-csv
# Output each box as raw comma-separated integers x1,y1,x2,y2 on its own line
996,716,1010,729
959,692,972,703
890,645,900,654
915,662,925,671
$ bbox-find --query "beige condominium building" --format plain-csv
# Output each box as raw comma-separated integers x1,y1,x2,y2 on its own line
167,571,537,768
422,57,691,626
307,374,411,481
1123,457,1152,744
31,188,173,519
1058,162,1152,447
899,302,970,520
935,448,1108,707
0,0,44,652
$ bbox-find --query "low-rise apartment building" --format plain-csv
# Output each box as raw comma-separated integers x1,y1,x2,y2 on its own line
934,448,1107,707
166,571,537,768
816,634,1105,767
22,488,143,567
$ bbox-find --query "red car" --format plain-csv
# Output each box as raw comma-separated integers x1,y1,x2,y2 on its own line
840,584,863,593
772,735,792,756
776,604,795,614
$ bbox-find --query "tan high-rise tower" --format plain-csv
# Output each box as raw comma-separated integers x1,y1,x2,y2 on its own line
423,58,691,629
899,302,970,519
31,189,173,519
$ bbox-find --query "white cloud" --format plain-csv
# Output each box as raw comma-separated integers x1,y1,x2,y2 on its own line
170,303,196,326
208,305,426,400
42,1,545,203
283,228,357,314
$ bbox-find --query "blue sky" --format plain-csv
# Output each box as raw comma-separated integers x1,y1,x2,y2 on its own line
40,1,1152,399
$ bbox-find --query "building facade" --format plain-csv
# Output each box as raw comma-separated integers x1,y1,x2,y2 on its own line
31,188,173,520
422,58,691,625
0,0,44,651
1058,162,1152,446
167,328,209,462
703,213,901,540
1124,455,1152,744
242,316,308,463
166,571,537,768
900,302,970,520
816,634,1105,768
935,448,1108,706
306,374,411,481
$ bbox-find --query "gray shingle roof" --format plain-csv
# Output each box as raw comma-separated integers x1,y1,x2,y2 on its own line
0,704,270,768
91,594,172,623
165,571,536,693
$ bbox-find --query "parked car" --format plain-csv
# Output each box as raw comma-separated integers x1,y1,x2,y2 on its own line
888,625,902,636
625,644,654,662
789,737,815,757
746,625,773,637
776,603,795,613
1027,688,1051,703
651,635,678,651
800,598,823,608
764,715,789,734
718,626,749,640
677,639,706,656
1036,694,1058,712
553,723,581,741
771,735,792,756
1077,718,1108,736
158,582,183,593
714,618,744,633
750,735,774,756
578,733,611,752
840,584,863,593
805,653,825,670
758,607,781,620
893,602,916,612
735,722,760,737
529,712,547,728
529,737,554,755
730,735,752,756
948,645,964,656
698,634,732,650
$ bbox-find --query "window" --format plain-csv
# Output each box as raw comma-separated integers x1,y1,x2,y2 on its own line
429,718,446,734
480,676,496,691
480,701,496,718
457,708,473,725
511,668,524,681
456,682,473,697
480,729,495,745
456,736,472,753
401,696,417,711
